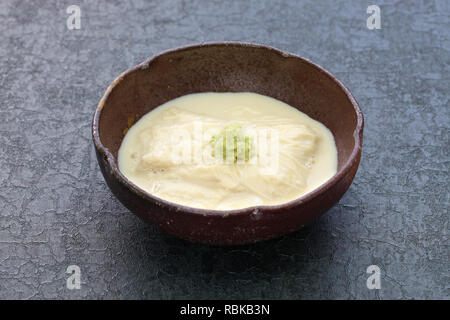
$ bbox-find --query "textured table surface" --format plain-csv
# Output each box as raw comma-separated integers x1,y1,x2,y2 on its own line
0,0,448,299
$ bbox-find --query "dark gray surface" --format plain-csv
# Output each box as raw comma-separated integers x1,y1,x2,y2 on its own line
0,0,448,299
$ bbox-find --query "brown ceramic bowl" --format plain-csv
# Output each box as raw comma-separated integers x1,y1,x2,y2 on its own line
92,42,363,245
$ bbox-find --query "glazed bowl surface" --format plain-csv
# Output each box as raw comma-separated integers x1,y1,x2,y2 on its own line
92,42,363,245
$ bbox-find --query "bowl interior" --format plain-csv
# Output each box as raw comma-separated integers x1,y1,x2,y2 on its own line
97,44,360,172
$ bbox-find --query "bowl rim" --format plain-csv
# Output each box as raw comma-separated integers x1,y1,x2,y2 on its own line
92,42,364,217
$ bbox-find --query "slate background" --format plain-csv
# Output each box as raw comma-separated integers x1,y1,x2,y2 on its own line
0,0,448,299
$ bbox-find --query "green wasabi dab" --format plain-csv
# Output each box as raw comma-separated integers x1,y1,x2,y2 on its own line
210,123,254,163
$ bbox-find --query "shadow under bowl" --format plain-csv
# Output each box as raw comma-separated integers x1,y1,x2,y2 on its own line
92,42,363,245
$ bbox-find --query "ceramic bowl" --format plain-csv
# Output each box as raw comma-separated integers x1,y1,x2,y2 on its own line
92,43,363,245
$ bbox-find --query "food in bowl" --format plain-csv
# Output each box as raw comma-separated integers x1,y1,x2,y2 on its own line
93,43,364,245
118,92,337,210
